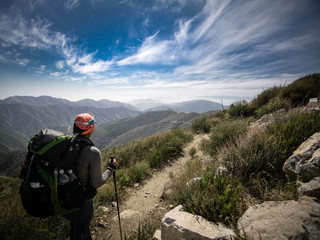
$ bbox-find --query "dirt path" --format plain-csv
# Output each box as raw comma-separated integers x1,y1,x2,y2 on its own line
93,134,210,240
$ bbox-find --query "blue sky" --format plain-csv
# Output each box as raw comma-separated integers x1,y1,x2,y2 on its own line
0,0,319,105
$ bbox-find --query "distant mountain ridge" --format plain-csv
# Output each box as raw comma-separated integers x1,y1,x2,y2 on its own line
0,95,222,151
145,99,224,113
1,96,136,109
1,95,224,113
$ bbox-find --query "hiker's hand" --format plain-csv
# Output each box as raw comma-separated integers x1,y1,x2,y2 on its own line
108,159,118,170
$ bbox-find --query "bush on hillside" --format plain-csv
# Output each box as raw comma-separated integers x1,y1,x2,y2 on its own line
213,109,228,120
116,163,150,187
279,73,320,106
125,221,157,240
251,86,284,110
172,171,241,224
93,182,117,206
146,136,184,168
103,128,193,169
202,119,248,156
218,133,283,182
191,115,211,134
218,111,320,181
267,110,320,161
227,74,319,119
228,100,253,118
255,97,291,118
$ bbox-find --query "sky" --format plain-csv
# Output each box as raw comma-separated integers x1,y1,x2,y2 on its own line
0,0,319,105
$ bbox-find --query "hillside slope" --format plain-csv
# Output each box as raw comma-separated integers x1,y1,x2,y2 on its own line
93,109,199,148
0,103,140,150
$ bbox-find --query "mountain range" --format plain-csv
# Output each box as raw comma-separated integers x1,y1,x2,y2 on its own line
0,96,223,151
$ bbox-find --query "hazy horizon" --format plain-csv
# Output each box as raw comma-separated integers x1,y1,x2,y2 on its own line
1,94,227,106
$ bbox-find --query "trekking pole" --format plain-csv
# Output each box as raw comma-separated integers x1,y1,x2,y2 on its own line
110,156,123,240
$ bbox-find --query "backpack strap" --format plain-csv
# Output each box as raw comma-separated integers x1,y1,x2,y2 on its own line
72,134,94,149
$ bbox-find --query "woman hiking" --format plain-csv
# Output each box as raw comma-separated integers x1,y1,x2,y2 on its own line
64,113,118,240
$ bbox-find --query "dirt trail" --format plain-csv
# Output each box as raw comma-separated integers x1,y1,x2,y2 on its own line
94,134,210,240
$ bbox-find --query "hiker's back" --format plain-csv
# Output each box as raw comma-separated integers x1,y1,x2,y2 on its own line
76,143,102,188
19,129,93,218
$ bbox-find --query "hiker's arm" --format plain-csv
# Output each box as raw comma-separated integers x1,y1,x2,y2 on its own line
89,147,113,189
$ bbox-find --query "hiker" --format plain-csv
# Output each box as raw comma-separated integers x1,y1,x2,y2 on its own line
64,113,118,240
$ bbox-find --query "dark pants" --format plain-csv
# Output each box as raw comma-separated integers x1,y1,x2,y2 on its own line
64,200,93,240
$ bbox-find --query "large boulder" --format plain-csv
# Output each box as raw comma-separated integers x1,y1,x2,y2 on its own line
161,205,236,240
237,196,320,240
298,177,320,199
283,132,320,182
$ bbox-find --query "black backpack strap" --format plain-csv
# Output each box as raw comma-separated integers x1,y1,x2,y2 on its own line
72,134,94,149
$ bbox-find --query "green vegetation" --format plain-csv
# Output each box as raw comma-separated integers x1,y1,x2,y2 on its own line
189,146,197,157
267,111,320,161
228,100,253,118
0,177,69,240
172,171,241,224
102,128,193,187
124,222,157,240
1,73,319,239
279,73,320,106
191,115,211,134
201,119,248,156
169,73,320,228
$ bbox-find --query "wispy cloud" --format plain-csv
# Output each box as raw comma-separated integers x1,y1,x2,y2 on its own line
91,77,129,85
0,7,115,76
66,51,113,74
64,0,80,11
117,31,172,66
117,19,193,66
0,11,56,49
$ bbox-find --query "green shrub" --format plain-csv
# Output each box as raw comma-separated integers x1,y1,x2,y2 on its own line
173,172,241,223
247,173,298,201
146,148,163,168
255,97,291,118
202,119,248,156
125,221,157,240
189,147,197,157
146,135,185,168
251,86,283,110
129,162,151,183
93,182,117,206
219,134,283,182
267,110,320,161
191,116,211,134
228,100,253,118
279,73,320,106
213,110,228,120
106,128,193,169
215,110,320,201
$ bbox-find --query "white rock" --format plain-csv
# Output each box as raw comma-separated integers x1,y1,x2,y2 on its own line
161,205,236,240
237,196,320,240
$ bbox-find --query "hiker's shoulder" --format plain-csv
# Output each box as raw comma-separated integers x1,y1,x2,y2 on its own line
81,144,101,157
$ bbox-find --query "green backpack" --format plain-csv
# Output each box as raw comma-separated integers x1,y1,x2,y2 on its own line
19,129,93,218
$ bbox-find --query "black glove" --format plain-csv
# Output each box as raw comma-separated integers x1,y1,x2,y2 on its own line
108,161,117,170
